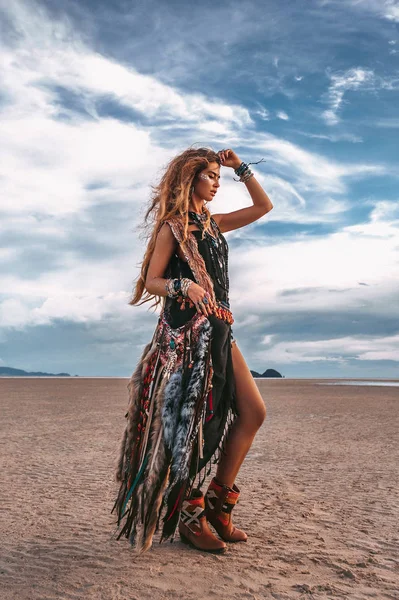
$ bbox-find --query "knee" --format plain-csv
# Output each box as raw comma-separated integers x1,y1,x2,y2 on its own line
240,402,266,432
255,403,267,429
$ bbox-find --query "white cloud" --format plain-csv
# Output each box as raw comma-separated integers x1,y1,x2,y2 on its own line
3,193,395,334
0,0,387,228
0,298,32,329
0,284,144,330
322,67,376,125
384,0,399,22
247,134,385,195
323,0,399,24
212,172,308,226
1,116,169,215
227,198,399,325
276,111,289,121
295,131,363,143
0,248,19,261
254,333,399,364
0,1,252,217
255,106,270,121
0,0,397,379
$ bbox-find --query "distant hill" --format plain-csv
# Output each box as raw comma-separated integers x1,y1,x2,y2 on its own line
251,368,283,378
0,367,71,377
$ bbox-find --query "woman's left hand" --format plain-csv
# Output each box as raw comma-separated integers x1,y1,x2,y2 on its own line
217,148,242,170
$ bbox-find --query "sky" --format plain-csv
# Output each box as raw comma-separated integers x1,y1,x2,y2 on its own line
0,0,398,378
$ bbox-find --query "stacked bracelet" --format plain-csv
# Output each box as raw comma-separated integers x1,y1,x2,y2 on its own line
180,277,193,297
234,161,254,183
234,162,247,177
165,277,193,298
165,278,181,297
240,169,253,182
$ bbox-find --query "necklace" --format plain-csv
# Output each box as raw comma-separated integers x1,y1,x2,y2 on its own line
188,211,230,293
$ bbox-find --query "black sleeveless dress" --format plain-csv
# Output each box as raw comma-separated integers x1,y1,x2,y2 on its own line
163,216,238,476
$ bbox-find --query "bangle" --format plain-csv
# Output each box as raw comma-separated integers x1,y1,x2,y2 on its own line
233,158,265,183
165,277,193,298
234,162,248,177
240,169,254,183
234,162,254,182
165,278,180,297
181,278,193,297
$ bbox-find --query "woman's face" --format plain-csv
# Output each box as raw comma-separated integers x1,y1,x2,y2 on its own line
193,161,220,203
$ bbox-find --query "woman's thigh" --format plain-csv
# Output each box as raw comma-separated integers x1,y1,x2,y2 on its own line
231,340,266,428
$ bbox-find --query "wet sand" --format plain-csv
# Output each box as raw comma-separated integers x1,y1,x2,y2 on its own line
0,377,398,599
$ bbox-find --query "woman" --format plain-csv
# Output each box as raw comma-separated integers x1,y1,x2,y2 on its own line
112,147,273,555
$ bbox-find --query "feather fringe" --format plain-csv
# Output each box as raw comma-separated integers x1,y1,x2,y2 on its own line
114,341,153,483
112,311,235,552
131,374,169,553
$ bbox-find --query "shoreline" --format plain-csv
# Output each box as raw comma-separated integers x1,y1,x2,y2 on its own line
0,375,398,382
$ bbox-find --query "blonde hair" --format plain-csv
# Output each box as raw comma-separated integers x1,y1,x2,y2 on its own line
130,147,221,308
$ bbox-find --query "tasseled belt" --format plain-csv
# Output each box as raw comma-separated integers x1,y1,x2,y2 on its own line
214,300,234,325
177,297,234,325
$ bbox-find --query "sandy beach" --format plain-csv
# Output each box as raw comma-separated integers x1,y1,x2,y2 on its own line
1,377,398,600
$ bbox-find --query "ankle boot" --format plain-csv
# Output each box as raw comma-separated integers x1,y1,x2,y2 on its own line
178,489,227,554
205,477,248,542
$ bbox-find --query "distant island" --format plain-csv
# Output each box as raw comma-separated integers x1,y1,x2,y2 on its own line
250,369,283,378
0,367,72,377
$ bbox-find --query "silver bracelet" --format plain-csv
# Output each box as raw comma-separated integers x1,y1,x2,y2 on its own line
181,278,193,297
240,168,254,183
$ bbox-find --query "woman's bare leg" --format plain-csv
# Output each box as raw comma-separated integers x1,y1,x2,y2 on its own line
215,341,266,488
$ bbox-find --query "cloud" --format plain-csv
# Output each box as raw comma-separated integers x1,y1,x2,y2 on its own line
230,195,399,370
227,197,399,329
0,0,398,377
255,106,271,121
276,111,289,120
320,0,399,24
0,1,252,218
1,1,387,227
294,131,363,143
374,118,399,128
247,134,386,195
383,0,399,22
322,67,376,125
255,333,399,364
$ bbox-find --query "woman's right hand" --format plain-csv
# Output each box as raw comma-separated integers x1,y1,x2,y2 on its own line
187,282,215,317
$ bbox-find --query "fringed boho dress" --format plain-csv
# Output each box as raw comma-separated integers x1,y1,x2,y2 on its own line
112,212,238,554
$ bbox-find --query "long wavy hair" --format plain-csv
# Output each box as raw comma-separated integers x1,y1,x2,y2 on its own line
130,147,221,308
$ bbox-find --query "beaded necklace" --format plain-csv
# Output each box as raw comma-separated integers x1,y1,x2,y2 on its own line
188,211,230,293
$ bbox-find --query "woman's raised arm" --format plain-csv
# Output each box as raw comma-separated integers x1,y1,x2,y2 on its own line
212,148,273,233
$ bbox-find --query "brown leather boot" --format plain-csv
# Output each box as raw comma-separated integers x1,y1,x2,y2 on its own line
178,489,227,554
205,477,248,542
